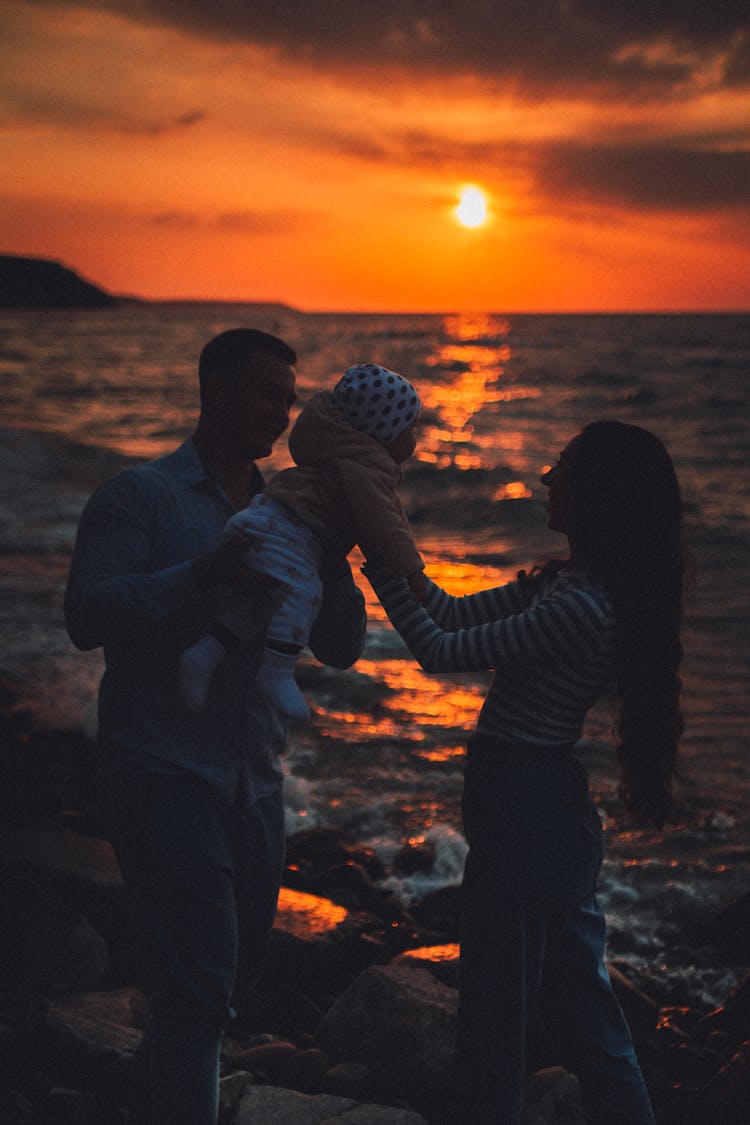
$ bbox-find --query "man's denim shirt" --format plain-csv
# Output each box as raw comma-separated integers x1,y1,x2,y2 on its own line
65,439,366,806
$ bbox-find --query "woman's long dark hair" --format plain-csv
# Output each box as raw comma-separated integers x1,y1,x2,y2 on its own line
569,421,685,829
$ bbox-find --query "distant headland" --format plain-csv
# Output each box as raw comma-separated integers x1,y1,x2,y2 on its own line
0,254,296,312
0,255,119,309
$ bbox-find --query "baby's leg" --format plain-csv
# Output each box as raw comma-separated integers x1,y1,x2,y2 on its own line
179,501,266,713
247,506,323,720
254,646,307,721
255,565,323,721
181,494,323,719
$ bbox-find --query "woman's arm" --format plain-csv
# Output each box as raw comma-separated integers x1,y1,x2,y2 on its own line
420,571,535,631
365,565,610,675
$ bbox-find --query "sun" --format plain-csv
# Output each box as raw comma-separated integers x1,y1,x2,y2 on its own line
454,184,489,228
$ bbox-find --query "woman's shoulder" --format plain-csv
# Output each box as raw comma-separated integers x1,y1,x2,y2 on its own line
550,567,615,620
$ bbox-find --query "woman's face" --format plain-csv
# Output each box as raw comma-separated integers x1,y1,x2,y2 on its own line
541,436,580,534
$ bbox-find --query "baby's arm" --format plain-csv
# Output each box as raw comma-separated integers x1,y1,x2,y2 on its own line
334,458,423,579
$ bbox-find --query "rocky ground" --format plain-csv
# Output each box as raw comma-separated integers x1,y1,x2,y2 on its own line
1,675,748,1124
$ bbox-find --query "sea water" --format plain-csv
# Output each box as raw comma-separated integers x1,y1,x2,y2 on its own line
1,306,748,1008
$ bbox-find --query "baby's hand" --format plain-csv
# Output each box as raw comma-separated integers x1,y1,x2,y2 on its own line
407,568,428,604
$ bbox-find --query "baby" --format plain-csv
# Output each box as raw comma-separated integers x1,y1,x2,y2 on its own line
179,363,424,720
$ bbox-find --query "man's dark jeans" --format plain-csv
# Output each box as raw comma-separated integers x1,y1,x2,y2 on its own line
101,768,285,1125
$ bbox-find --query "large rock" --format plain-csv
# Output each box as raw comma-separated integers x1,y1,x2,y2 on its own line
0,822,122,925
253,887,389,1027
0,871,110,998
0,820,132,978
220,1071,252,1123
223,1039,298,1079
701,1039,750,1123
523,1066,585,1125
41,988,145,1099
0,822,122,897
315,962,457,1099
234,1084,428,1124
0,677,100,831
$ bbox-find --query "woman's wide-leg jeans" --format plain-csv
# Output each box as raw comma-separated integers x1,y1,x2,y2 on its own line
455,747,656,1125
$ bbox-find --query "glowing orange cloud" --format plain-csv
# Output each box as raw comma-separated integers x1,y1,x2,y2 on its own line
1,2,748,310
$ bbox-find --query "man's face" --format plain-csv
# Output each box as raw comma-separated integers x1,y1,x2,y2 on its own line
212,354,297,460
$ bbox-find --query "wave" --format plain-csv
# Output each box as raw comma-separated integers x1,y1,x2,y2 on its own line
0,424,138,489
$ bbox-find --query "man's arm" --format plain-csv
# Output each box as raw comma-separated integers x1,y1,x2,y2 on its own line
64,471,201,651
65,469,279,652
307,554,367,669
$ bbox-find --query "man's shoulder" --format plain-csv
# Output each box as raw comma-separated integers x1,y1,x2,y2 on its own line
115,440,199,483
90,440,202,506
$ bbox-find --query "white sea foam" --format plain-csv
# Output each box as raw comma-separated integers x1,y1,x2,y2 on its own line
283,773,326,835
376,823,469,904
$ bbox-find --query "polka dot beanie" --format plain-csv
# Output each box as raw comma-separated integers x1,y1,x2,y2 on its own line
331,364,420,445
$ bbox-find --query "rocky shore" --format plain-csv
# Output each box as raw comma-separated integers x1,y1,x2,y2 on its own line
1,676,748,1124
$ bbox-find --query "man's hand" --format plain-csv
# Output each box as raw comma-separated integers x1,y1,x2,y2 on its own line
318,544,353,583
192,535,285,606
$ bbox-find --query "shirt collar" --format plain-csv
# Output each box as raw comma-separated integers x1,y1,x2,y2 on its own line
171,437,265,499
171,438,210,491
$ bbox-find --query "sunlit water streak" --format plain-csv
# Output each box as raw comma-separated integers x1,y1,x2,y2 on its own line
1,306,748,1007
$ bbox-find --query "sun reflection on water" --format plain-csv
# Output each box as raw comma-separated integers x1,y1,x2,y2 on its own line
422,314,512,443
353,548,512,606
415,745,466,763
413,313,542,486
275,887,348,935
399,943,460,964
315,656,486,744
495,481,533,501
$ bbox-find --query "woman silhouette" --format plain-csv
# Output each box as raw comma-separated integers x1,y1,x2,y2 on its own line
365,421,684,1124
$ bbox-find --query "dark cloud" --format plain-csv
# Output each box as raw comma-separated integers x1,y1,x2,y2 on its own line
16,1,748,219
1,77,206,134
149,210,312,232
175,111,205,129
313,124,750,213
534,142,750,210
28,0,750,98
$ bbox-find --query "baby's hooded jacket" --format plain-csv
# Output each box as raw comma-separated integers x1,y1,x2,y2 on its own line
265,391,423,579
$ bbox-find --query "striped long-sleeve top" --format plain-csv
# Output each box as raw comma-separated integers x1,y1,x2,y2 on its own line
365,563,617,748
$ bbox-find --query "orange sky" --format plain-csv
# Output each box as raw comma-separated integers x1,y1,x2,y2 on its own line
2,1,749,311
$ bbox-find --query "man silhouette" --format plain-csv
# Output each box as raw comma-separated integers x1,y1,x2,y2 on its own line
65,328,366,1124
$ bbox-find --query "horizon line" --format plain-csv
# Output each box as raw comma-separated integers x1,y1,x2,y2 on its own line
115,296,750,316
